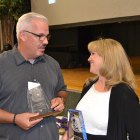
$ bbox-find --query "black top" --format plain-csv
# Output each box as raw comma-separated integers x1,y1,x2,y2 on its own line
80,80,140,140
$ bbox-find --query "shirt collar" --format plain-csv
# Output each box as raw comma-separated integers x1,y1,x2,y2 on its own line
13,47,45,65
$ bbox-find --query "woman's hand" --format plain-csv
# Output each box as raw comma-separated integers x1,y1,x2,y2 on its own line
61,131,68,140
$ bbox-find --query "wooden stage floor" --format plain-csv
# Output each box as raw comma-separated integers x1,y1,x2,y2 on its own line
62,68,140,98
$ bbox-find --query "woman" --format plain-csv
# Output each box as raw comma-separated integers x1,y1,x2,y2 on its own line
62,38,140,140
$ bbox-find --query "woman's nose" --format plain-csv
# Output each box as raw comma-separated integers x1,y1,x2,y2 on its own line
88,55,91,62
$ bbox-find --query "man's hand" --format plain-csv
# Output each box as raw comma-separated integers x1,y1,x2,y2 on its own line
15,112,43,130
51,97,65,111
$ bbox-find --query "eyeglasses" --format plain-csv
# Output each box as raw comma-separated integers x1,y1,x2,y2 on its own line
24,30,51,41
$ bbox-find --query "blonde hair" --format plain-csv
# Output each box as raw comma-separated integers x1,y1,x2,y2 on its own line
16,12,48,38
88,38,136,90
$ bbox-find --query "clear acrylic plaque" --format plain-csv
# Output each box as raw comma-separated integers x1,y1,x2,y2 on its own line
27,82,52,114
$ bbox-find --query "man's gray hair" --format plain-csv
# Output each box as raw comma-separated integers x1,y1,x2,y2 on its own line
16,12,48,38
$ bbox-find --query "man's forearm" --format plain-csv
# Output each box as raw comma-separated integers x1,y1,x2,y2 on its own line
0,109,14,124
57,90,68,103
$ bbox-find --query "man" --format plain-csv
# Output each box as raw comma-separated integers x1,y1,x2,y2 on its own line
0,12,67,140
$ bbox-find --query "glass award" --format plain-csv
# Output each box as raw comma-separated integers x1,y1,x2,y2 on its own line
27,82,52,115
68,109,87,140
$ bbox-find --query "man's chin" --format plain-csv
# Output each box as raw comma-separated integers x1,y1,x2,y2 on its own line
37,51,44,57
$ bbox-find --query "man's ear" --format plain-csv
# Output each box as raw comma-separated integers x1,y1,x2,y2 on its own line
19,31,27,41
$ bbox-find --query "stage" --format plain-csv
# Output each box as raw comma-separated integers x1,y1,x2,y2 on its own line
62,68,140,98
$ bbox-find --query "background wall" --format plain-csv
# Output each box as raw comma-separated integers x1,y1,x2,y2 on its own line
31,0,140,68
31,0,140,26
